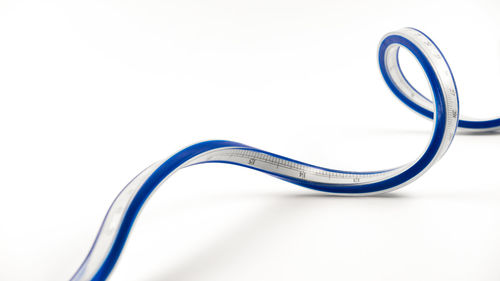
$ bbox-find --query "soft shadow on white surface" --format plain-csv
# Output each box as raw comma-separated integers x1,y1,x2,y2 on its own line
141,192,409,281
116,185,498,281
456,130,500,136
366,127,500,137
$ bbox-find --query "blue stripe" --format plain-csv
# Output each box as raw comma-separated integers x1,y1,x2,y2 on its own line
387,28,500,130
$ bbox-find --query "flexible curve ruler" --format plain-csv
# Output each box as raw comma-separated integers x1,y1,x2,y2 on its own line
70,27,500,281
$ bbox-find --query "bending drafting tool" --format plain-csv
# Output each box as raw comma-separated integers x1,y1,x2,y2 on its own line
70,27,499,281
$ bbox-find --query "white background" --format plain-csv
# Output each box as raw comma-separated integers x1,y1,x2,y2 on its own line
1,0,500,280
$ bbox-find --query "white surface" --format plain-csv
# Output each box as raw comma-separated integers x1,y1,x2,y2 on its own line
1,0,500,280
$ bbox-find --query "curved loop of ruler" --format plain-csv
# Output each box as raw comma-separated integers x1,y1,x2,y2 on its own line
71,27,460,281
384,30,500,132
